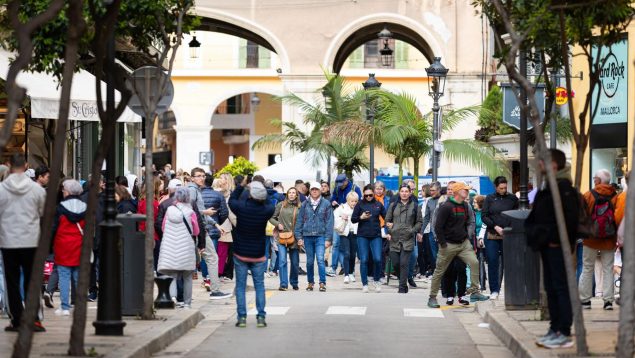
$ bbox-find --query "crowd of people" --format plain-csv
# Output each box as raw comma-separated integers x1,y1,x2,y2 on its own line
0,149,628,349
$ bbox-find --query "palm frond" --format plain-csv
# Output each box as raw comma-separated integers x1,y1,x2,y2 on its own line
438,105,482,132
252,134,288,151
441,139,510,179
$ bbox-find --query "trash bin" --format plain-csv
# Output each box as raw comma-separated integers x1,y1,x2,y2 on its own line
502,209,540,310
118,213,146,316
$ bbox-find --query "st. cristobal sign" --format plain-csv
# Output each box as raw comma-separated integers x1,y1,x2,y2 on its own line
592,38,628,125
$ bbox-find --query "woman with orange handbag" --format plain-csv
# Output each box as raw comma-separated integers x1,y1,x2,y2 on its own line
269,187,302,291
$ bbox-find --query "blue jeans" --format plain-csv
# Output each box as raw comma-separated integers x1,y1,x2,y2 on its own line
278,244,299,288
429,232,438,263
576,241,583,283
408,240,418,278
357,236,383,285
304,236,326,284
58,265,79,310
234,258,266,319
331,231,344,271
485,235,504,294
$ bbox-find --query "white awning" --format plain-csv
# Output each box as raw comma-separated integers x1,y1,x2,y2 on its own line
0,50,140,122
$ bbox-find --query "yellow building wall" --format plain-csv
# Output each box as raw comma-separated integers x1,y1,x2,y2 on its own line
571,25,635,191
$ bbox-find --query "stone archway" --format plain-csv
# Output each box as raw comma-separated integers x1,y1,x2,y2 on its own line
323,13,444,74
194,7,292,73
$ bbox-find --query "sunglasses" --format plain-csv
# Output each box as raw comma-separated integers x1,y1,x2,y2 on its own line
364,194,374,198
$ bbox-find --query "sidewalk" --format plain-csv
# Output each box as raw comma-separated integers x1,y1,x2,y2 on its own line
476,296,620,358
0,277,236,358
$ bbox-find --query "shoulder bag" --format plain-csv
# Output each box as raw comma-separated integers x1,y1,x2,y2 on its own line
278,203,297,246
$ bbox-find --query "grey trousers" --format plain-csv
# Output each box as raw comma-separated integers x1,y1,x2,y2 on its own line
166,270,193,305
201,235,221,292
579,246,614,303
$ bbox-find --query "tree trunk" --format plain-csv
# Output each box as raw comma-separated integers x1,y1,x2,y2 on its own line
616,91,635,356
397,156,403,186
12,2,83,356
142,114,155,319
413,156,420,197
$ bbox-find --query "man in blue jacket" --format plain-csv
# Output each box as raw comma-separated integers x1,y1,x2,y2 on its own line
295,181,334,292
327,174,361,277
229,179,276,328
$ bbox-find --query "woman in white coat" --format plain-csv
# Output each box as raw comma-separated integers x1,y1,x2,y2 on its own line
334,192,359,284
159,187,199,308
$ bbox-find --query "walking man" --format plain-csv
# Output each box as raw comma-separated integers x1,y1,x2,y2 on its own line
428,182,488,308
0,154,46,331
229,179,275,327
526,149,579,349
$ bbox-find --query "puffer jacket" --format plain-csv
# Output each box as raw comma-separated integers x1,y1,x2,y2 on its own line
158,202,199,273
583,183,618,250
334,203,357,236
0,172,46,248
201,186,228,239
385,199,423,252
351,198,386,238
294,197,334,241
482,192,519,235
52,196,86,267
269,199,301,249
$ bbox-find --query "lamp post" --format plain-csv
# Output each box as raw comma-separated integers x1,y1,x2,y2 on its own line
518,50,529,209
250,92,261,112
363,73,381,184
93,0,125,336
425,57,448,183
188,35,201,59
322,88,332,184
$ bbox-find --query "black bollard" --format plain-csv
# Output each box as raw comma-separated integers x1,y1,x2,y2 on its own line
154,276,175,309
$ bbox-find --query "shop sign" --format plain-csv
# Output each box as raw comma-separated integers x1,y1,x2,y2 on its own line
199,151,214,166
501,84,545,130
592,38,628,124
555,87,569,106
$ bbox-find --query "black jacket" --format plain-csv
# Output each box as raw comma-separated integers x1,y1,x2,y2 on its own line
117,199,137,214
229,185,276,258
525,179,579,251
351,198,386,238
482,192,518,234
434,198,470,246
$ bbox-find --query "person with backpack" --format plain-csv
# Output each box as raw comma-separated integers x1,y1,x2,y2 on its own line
579,169,618,310
385,184,423,293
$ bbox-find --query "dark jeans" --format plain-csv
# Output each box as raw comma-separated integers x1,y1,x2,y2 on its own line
485,236,504,294
390,249,412,290
417,235,426,275
442,258,467,298
339,233,356,275
89,251,99,295
153,240,161,273
2,248,39,327
541,246,572,336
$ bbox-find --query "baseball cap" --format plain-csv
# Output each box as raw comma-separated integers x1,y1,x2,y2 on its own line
451,182,472,193
168,178,183,190
335,174,347,183
309,181,321,190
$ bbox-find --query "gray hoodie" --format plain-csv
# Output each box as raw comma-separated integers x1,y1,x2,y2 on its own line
0,173,46,248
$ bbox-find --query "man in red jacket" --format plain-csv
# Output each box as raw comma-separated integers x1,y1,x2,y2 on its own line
52,179,86,316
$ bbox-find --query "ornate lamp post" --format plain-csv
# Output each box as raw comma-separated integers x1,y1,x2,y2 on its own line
363,73,381,184
93,0,125,336
425,57,448,183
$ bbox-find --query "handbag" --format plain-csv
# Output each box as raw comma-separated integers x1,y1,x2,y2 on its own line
278,204,297,246
488,231,504,240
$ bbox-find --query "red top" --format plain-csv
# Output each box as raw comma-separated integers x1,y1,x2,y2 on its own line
138,199,160,241
54,216,85,267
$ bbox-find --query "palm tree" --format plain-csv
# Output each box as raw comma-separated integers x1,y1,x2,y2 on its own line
324,91,509,192
252,72,368,178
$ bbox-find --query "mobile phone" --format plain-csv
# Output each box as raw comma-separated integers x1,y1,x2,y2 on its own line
247,174,253,183
364,211,370,215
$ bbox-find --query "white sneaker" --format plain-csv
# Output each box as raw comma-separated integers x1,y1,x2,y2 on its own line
54,308,70,316
490,292,499,300
362,285,369,293
349,274,356,283
374,281,381,293
343,275,350,284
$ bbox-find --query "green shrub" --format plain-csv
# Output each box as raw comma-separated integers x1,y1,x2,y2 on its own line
215,157,258,178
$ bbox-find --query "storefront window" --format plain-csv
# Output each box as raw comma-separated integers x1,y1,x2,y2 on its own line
591,147,628,186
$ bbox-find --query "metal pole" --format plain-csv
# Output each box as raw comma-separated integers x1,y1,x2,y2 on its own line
431,82,440,183
369,98,375,185
550,73,557,149
519,50,529,209
93,18,125,336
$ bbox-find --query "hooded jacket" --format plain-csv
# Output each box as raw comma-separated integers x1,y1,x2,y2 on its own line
0,172,46,248
158,202,199,272
385,199,423,252
583,183,618,250
53,196,87,266
229,184,276,258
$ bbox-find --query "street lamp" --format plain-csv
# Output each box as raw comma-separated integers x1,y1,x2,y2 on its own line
322,88,332,184
425,57,448,183
363,73,381,185
250,92,261,112
377,27,394,68
93,0,125,336
188,35,201,59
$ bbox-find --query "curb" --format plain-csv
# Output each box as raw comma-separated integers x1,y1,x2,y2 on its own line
475,301,556,358
105,308,205,358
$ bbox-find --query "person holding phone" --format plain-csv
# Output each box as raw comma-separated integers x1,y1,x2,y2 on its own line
352,184,386,293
